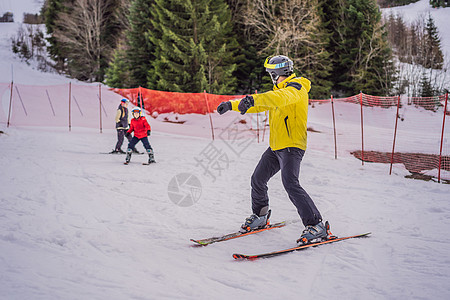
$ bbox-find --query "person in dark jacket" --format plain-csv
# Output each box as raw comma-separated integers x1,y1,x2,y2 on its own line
112,99,137,154
125,107,155,164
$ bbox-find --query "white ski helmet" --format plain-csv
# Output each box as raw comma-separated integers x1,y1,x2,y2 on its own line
131,107,142,117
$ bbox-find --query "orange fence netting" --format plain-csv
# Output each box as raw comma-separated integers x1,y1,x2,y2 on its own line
1,82,448,182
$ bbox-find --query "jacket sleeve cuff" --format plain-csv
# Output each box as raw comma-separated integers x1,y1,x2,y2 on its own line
230,99,241,112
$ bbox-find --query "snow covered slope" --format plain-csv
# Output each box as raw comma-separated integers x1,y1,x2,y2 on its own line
1,125,449,299
382,0,450,59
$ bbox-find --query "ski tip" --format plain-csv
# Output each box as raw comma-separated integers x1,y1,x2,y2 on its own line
232,253,258,260
190,239,208,246
232,253,247,260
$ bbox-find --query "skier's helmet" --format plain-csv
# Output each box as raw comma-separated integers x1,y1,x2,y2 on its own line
132,107,141,117
264,55,294,84
121,98,129,103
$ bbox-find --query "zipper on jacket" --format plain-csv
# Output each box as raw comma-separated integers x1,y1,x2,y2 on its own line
284,116,290,137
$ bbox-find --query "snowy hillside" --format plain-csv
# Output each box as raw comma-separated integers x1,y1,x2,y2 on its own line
1,0,450,299
382,0,450,58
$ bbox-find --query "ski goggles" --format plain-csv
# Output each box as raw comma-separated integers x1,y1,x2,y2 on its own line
264,56,293,70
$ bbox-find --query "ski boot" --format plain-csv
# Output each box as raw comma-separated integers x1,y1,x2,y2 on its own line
297,220,333,245
147,148,156,164
239,206,271,233
124,148,132,164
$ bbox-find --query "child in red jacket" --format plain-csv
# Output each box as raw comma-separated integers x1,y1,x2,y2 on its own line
124,107,155,164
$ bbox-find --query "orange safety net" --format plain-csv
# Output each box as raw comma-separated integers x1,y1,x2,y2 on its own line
307,93,449,181
2,82,448,181
111,87,243,115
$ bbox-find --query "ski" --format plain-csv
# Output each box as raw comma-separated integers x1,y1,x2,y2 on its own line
142,162,156,165
191,221,288,246
101,151,144,155
232,232,371,260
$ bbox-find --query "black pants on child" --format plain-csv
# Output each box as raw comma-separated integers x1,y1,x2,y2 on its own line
127,136,152,151
251,147,322,226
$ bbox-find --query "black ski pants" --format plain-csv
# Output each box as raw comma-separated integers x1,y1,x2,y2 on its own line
251,147,322,226
127,136,152,151
115,129,132,151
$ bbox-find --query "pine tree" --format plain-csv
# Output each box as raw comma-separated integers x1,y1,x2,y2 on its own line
105,44,132,88
127,0,157,88
42,0,67,72
329,0,396,96
422,13,444,69
104,0,156,88
420,70,434,97
149,0,238,94
306,0,333,98
224,0,261,94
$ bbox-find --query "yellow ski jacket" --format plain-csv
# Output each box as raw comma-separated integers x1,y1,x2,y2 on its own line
230,74,311,151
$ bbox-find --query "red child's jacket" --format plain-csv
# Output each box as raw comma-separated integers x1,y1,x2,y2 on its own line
127,116,151,139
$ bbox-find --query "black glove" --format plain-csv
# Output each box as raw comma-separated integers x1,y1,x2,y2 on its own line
147,130,151,136
238,95,254,115
217,101,232,115
125,131,131,138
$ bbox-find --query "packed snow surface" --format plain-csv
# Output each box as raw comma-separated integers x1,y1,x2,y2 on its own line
1,123,449,299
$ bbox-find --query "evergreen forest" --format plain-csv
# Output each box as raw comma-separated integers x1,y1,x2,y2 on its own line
39,0,446,98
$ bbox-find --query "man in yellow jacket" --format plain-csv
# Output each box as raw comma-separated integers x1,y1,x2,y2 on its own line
217,55,326,245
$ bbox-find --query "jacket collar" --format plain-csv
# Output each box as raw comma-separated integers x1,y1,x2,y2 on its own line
273,73,296,90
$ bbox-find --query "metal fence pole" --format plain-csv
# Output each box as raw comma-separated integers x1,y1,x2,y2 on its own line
359,92,365,165
7,82,13,127
203,90,214,141
390,95,401,175
69,82,72,131
331,95,337,159
438,92,448,183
